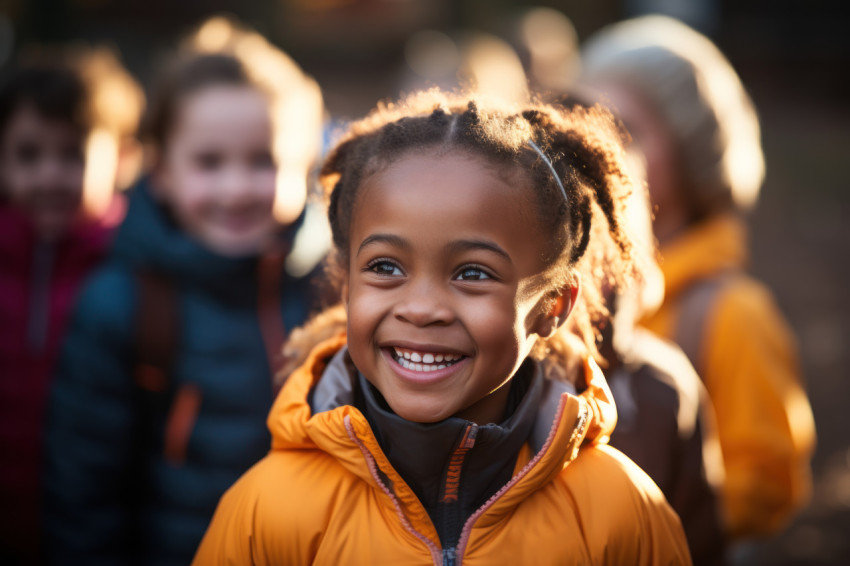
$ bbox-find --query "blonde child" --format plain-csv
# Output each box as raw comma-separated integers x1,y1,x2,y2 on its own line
193,90,691,564
43,19,324,564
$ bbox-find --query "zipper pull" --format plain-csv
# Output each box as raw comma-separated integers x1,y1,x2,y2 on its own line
442,547,457,566
441,423,477,503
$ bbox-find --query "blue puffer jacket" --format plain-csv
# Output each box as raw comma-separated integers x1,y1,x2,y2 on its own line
43,180,320,565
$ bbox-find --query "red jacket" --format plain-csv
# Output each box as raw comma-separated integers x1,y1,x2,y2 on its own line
0,203,120,560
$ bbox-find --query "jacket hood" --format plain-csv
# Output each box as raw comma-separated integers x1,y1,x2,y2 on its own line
659,213,748,298
110,179,304,296
267,335,618,527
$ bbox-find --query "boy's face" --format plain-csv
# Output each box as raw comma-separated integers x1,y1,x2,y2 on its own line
0,103,86,239
154,85,278,257
344,150,562,425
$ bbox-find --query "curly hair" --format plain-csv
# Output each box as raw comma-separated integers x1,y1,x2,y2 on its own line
285,89,639,380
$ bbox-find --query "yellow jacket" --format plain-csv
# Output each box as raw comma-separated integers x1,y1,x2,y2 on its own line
194,336,691,565
642,214,816,538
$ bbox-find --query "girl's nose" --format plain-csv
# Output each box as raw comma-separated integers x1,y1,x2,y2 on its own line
393,280,455,327
219,166,253,204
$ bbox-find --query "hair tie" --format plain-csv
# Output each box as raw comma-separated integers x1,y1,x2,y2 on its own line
528,140,568,203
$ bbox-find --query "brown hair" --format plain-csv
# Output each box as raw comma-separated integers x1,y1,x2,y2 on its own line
281,89,640,380
141,53,252,150
141,16,323,166
0,65,89,140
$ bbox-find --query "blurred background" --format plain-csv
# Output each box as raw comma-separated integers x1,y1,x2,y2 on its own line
2,0,848,563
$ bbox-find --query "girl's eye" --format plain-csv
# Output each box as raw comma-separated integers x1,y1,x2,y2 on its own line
455,266,491,281
194,152,222,171
367,260,402,277
15,143,40,165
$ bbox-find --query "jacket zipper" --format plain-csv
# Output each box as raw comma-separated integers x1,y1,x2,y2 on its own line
453,397,588,563
440,423,477,503
346,401,587,566
439,423,477,559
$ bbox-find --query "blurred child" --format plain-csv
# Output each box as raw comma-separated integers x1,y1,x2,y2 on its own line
501,6,581,96
0,49,141,564
43,18,325,564
400,29,529,104
587,165,727,565
193,90,692,564
579,15,816,540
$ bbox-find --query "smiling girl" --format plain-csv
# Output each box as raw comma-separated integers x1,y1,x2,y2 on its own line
194,91,691,565
43,19,324,564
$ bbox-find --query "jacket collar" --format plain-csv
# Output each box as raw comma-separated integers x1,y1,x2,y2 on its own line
354,358,544,548
110,178,305,301
658,213,748,298
268,335,617,539
0,203,119,267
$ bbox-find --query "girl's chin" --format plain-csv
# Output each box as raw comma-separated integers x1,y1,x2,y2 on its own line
199,230,272,257
387,402,453,424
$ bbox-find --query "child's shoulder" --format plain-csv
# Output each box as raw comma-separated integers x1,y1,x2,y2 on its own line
196,447,364,561
70,263,137,332
567,442,665,493
225,447,364,525
555,444,690,561
560,443,679,527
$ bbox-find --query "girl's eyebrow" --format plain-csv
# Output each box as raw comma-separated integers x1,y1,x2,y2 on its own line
447,239,512,264
356,233,410,256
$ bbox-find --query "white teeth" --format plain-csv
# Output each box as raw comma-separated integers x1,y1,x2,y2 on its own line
392,347,465,372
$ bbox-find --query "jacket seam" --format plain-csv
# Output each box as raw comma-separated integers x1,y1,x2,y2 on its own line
344,415,443,565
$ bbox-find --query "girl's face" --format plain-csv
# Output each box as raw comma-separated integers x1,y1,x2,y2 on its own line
155,85,278,256
344,150,564,424
0,104,85,239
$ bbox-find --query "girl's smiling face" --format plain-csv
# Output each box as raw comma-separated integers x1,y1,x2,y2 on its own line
154,85,278,256
344,150,563,424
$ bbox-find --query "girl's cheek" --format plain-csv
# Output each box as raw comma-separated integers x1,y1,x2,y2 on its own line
176,188,211,219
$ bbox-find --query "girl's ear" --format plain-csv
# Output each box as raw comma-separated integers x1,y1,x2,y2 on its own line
533,277,581,339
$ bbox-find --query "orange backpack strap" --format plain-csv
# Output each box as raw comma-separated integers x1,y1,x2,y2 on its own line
132,270,201,466
675,271,736,377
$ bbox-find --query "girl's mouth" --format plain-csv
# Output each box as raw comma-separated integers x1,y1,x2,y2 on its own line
391,346,465,373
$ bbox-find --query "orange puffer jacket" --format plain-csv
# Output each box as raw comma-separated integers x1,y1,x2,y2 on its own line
193,336,692,565
642,214,816,539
